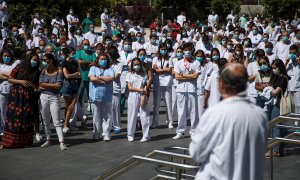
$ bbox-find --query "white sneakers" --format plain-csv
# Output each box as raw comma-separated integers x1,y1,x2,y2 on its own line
168,123,174,129
127,136,134,142
140,138,151,142
60,143,68,150
40,140,51,147
63,127,70,134
128,136,151,142
173,133,184,140
103,136,110,142
35,133,43,142
41,141,68,150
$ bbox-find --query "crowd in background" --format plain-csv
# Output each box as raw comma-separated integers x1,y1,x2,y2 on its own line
0,1,299,156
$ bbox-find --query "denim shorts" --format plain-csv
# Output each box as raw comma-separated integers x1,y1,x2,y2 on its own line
61,80,79,96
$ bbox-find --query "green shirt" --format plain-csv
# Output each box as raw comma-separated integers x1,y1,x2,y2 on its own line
75,50,96,81
82,18,95,33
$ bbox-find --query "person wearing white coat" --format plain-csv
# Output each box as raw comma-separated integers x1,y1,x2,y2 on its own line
119,39,136,114
170,47,184,125
194,50,208,119
152,44,173,128
173,43,200,139
127,57,151,142
190,63,268,180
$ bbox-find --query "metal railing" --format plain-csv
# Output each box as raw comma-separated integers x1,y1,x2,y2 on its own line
94,148,198,180
267,113,300,180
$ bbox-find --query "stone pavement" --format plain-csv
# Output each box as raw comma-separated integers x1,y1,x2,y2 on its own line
0,99,300,180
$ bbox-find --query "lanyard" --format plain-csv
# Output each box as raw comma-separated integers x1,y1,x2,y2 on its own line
184,59,190,71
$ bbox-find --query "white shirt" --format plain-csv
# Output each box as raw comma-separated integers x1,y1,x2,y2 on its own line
83,31,98,47
197,65,207,96
51,18,65,35
152,57,173,87
273,41,291,64
111,62,123,93
286,61,300,92
247,61,259,97
101,12,110,30
177,15,186,27
66,14,79,31
247,32,262,47
174,59,201,93
144,42,159,57
205,73,220,107
190,97,267,180
226,14,236,24
208,14,218,27
132,41,145,52
0,61,20,94
32,18,44,35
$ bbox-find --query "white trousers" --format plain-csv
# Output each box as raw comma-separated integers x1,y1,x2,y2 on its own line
153,86,173,126
127,92,150,139
91,101,112,137
176,92,199,135
40,94,64,142
111,93,121,129
70,102,84,127
0,93,8,132
197,95,205,121
171,86,178,123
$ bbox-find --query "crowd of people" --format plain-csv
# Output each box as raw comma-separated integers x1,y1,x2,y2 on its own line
0,4,299,154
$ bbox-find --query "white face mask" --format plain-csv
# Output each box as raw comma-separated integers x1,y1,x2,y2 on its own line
272,68,279,75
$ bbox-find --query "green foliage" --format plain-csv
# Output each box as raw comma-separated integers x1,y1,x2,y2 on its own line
210,0,242,20
262,0,300,19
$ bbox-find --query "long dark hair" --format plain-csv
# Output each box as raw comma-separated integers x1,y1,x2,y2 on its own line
44,53,58,68
19,54,40,82
130,57,144,74
270,59,288,84
158,43,168,60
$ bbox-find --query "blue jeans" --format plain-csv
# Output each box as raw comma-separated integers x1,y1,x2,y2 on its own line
268,105,285,153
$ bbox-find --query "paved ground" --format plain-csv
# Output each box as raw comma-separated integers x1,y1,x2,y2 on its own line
0,97,300,180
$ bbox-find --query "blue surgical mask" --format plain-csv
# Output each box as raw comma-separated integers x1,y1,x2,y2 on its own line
282,36,289,42
260,64,269,72
296,34,300,39
138,55,145,62
3,56,11,63
13,31,19,37
99,60,107,67
262,38,268,42
264,48,272,54
176,52,183,59
160,49,167,56
212,55,220,61
182,32,187,36
31,60,37,67
152,32,157,36
244,41,250,46
42,61,48,68
253,30,258,35
123,44,131,51
106,40,112,46
196,56,204,62
83,45,89,51
151,39,157,45
184,51,192,58
136,37,142,42
234,34,239,39
90,28,94,32
289,53,297,60
69,55,76,60
40,46,45,51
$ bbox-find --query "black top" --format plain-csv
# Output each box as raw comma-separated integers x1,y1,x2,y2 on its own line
271,75,288,107
61,59,81,84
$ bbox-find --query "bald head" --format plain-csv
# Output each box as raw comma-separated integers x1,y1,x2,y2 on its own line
219,63,248,96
